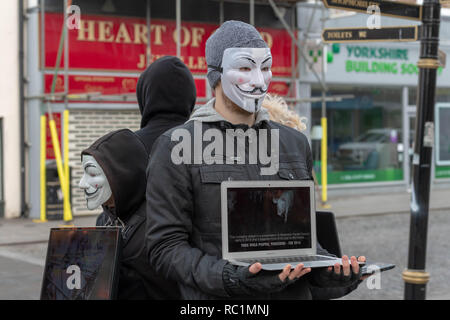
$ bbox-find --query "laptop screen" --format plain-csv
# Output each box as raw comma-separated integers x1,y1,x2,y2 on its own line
227,187,312,253
40,227,121,300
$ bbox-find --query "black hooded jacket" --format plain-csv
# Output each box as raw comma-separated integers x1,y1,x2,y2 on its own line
82,129,180,300
135,56,196,154
145,99,362,299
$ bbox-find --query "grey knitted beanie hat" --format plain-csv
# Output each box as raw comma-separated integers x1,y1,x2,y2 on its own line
205,20,268,89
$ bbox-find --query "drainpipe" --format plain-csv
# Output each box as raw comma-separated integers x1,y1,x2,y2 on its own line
19,0,27,217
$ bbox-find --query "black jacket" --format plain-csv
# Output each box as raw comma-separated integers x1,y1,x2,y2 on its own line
82,129,180,300
145,99,359,300
135,56,196,154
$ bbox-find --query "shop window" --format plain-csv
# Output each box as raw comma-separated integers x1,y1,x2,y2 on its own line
311,85,403,184
45,0,294,27
410,87,450,179
435,88,450,179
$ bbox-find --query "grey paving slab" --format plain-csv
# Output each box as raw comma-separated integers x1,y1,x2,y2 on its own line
336,209,450,300
0,255,43,300
0,215,98,245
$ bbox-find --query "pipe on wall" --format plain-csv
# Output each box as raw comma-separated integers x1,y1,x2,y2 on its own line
19,0,27,217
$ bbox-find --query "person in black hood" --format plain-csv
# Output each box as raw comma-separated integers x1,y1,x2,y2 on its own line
80,129,180,299
135,56,196,154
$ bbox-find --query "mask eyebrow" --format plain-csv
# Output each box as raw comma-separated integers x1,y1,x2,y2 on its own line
244,57,256,64
262,56,272,64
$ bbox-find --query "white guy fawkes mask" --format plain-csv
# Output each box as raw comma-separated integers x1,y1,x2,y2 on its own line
221,47,272,113
79,155,112,210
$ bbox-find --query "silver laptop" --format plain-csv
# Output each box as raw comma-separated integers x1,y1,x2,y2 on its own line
221,180,346,270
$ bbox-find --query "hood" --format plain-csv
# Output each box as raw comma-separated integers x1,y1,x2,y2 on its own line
188,98,270,125
136,56,196,128
81,129,147,220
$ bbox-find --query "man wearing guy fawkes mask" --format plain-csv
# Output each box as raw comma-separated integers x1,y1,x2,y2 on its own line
80,129,180,300
145,21,365,300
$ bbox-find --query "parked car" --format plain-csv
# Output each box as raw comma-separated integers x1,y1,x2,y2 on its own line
336,128,401,169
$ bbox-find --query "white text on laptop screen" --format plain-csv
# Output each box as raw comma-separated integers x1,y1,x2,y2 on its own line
227,187,312,252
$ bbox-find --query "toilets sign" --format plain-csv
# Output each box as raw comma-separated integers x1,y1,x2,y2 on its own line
322,26,419,43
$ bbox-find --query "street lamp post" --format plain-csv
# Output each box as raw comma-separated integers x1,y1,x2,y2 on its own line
402,0,441,300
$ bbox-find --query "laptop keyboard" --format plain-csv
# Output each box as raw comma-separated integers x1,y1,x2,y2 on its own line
238,255,336,265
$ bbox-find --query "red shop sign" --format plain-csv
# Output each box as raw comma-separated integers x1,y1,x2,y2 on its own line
44,74,207,99
268,81,292,97
43,13,295,76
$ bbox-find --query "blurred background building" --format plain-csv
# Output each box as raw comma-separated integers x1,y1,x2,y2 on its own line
1,0,449,219
0,1,20,218
299,2,450,187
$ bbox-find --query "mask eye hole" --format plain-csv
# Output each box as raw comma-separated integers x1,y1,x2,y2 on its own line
261,66,270,72
85,166,100,178
239,67,251,72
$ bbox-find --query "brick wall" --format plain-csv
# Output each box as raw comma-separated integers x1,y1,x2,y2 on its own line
68,109,141,216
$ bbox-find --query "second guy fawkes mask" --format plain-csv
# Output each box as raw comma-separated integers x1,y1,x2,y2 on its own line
79,155,112,210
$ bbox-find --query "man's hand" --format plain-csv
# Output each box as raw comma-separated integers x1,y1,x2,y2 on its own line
249,262,311,282
312,255,366,288
222,262,311,297
327,255,366,278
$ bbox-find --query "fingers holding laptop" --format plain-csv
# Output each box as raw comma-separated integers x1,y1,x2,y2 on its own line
248,262,263,274
327,255,366,276
279,263,311,282
249,262,311,282
222,261,312,296
344,255,362,277
315,255,366,287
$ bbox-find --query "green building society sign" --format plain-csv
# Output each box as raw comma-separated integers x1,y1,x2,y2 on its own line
314,166,449,184
344,45,444,76
436,166,450,179
315,168,403,185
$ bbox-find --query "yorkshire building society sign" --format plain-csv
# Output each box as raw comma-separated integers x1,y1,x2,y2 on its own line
301,42,450,86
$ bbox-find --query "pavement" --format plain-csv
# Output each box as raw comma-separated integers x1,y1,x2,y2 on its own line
333,208,450,300
0,216,98,300
317,184,450,218
0,186,449,300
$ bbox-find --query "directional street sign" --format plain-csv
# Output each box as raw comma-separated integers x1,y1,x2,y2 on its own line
322,25,419,43
322,0,423,21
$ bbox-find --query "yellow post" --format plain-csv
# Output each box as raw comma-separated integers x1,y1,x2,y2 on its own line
63,110,73,222
34,116,48,223
320,117,330,208
48,119,72,223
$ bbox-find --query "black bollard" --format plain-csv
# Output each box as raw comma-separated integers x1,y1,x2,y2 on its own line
402,0,441,300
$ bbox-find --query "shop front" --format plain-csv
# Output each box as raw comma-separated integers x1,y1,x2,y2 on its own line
26,0,299,218
297,4,450,188
300,33,450,188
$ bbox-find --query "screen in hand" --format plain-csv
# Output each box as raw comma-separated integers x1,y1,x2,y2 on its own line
40,227,120,300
